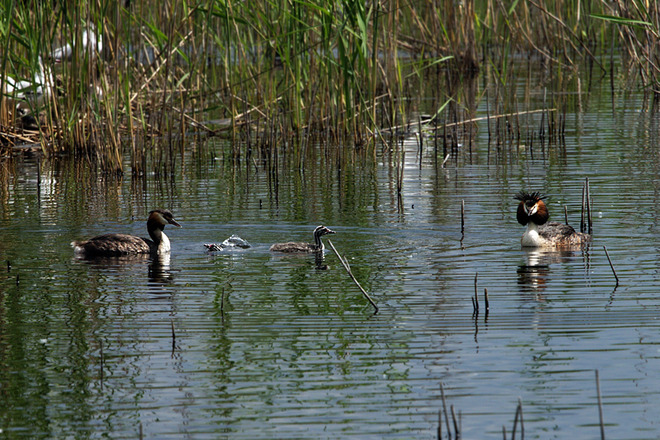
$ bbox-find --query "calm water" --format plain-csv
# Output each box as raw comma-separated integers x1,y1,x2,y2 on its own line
2,88,660,439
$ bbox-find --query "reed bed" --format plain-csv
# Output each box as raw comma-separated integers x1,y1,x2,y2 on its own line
0,1,659,172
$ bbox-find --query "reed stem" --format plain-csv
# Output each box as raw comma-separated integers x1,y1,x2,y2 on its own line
327,239,378,314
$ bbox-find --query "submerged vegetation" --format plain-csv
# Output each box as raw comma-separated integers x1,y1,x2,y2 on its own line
1,0,660,173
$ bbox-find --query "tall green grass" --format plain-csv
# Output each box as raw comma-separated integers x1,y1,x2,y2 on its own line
0,0,659,172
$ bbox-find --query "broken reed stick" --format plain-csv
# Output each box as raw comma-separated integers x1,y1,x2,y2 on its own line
473,273,479,314
581,182,587,233
441,153,450,168
440,384,451,437
170,319,176,350
511,399,524,440
603,246,619,286
564,205,569,225
581,177,593,235
586,177,593,235
596,370,605,440
327,240,379,313
450,405,459,438
461,200,465,238
383,108,557,134
484,288,490,312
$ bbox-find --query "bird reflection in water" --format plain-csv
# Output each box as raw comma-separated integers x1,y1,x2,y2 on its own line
148,253,173,284
73,252,174,286
517,247,590,299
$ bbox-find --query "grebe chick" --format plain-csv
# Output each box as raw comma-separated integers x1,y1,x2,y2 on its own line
204,235,251,251
72,209,181,257
515,191,591,248
270,225,336,253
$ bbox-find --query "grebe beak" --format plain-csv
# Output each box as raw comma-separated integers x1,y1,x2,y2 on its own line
524,202,538,216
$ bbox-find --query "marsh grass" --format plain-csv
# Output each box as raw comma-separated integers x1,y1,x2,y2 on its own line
0,1,659,172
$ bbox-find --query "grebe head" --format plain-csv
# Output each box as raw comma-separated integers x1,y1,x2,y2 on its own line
515,191,549,226
148,209,181,229
313,225,336,238
313,225,335,249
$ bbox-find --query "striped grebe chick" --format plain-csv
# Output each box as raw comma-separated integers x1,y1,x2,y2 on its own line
72,209,181,257
515,191,591,248
270,225,336,253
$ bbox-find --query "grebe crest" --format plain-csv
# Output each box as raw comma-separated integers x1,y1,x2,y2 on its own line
515,191,590,248
270,225,336,253
72,209,181,257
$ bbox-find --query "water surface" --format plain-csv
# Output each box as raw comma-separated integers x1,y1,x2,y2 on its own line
1,84,660,439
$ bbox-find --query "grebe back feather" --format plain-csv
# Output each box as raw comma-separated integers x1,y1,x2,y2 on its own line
269,225,336,253
515,191,590,248
72,209,181,257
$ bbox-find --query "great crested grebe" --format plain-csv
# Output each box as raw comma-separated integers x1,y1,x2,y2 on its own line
269,225,336,253
51,24,103,63
515,191,591,248
72,209,181,257
3,56,54,112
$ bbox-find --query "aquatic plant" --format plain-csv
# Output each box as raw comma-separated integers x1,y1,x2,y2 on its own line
0,1,659,172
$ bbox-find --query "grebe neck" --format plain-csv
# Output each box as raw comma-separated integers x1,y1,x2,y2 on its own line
521,222,547,247
313,230,324,251
148,225,170,254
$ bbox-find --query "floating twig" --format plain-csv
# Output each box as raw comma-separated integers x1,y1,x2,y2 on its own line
327,240,378,313
603,246,619,286
596,370,605,440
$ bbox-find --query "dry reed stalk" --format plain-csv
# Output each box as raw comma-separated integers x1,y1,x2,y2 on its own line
596,369,605,440
603,246,619,286
461,199,465,238
327,239,378,313
0,0,657,165
511,398,524,439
